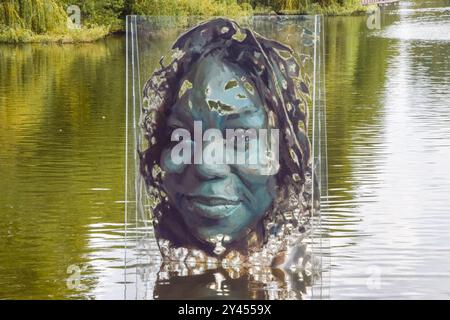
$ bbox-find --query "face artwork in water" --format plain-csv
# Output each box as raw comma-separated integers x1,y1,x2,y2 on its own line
140,18,312,264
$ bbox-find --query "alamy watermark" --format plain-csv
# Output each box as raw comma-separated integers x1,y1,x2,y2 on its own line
67,5,81,29
366,6,381,30
66,264,88,291
366,265,382,290
170,121,280,176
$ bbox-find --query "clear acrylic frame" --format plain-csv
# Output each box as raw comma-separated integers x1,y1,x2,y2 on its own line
124,15,328,300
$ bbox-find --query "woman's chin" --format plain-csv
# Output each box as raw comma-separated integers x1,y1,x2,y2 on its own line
190,225,244,246
176,197,270,249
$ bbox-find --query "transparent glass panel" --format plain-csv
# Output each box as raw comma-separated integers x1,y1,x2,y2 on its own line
125,15,327,300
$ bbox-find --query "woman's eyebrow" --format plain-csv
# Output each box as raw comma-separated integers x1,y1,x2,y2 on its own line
224,105,259,119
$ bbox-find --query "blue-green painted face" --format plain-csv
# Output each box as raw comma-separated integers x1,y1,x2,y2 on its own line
160,54,277,244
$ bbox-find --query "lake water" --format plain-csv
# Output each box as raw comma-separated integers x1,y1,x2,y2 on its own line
1,0,449,299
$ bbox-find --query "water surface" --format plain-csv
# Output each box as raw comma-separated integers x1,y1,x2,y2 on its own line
1,0,449,299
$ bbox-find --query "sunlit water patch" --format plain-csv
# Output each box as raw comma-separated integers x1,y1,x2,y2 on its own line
376,4,450,41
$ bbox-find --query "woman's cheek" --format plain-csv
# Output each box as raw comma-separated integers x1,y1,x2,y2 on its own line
230,154,278,185
225,140,279,178
160,147,186,174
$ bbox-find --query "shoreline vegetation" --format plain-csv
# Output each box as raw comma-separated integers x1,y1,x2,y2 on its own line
0,0,370,43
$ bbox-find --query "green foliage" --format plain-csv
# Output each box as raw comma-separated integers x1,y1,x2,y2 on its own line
0,25,33,42
132,0,252,17
246,0,366,14
0,0,367,42
59,0,125,31
0,0,68,34
252,0,365,15
0,24,109,43
0,0,112,42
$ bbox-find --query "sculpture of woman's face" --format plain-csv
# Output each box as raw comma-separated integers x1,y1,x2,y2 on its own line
160,54,278,244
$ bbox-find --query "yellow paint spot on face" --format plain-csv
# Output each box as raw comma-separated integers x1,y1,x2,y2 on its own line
243,82,254,95
232,29,247,42
207,100,236,115
224,79,238,91
179,80,193,98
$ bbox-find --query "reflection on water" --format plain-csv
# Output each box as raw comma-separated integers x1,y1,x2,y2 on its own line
153,264,313,300
86,224,320,300
1,0,450,299
379,3,450,41
0,37,127,299
130,233,316,300
323,0,450,299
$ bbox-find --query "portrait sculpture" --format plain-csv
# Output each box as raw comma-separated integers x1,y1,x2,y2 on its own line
139,18,314,269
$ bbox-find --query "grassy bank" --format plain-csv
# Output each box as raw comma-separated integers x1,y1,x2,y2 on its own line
282,1,368,15
254,0,368,15
0,0,369,43
0,25,110,43
0,0,113,43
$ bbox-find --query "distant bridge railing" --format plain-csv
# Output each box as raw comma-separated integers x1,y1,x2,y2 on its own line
361,0,399,5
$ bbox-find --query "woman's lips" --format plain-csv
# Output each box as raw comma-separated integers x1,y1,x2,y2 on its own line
187,195,240,206
185,195,242,219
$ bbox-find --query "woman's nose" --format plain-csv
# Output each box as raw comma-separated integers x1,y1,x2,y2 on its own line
194,161,230,180
194,140,230,180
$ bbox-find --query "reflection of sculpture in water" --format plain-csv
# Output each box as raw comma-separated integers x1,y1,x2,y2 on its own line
140,18,315,269
153,254,315,300
134,239,316,300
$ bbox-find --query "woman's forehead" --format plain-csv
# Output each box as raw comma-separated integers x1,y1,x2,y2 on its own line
177,55,265,117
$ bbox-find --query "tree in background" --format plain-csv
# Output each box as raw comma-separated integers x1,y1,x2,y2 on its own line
0,0,366,42
130,0,251,17
59,0,125,31
0,0,67,34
